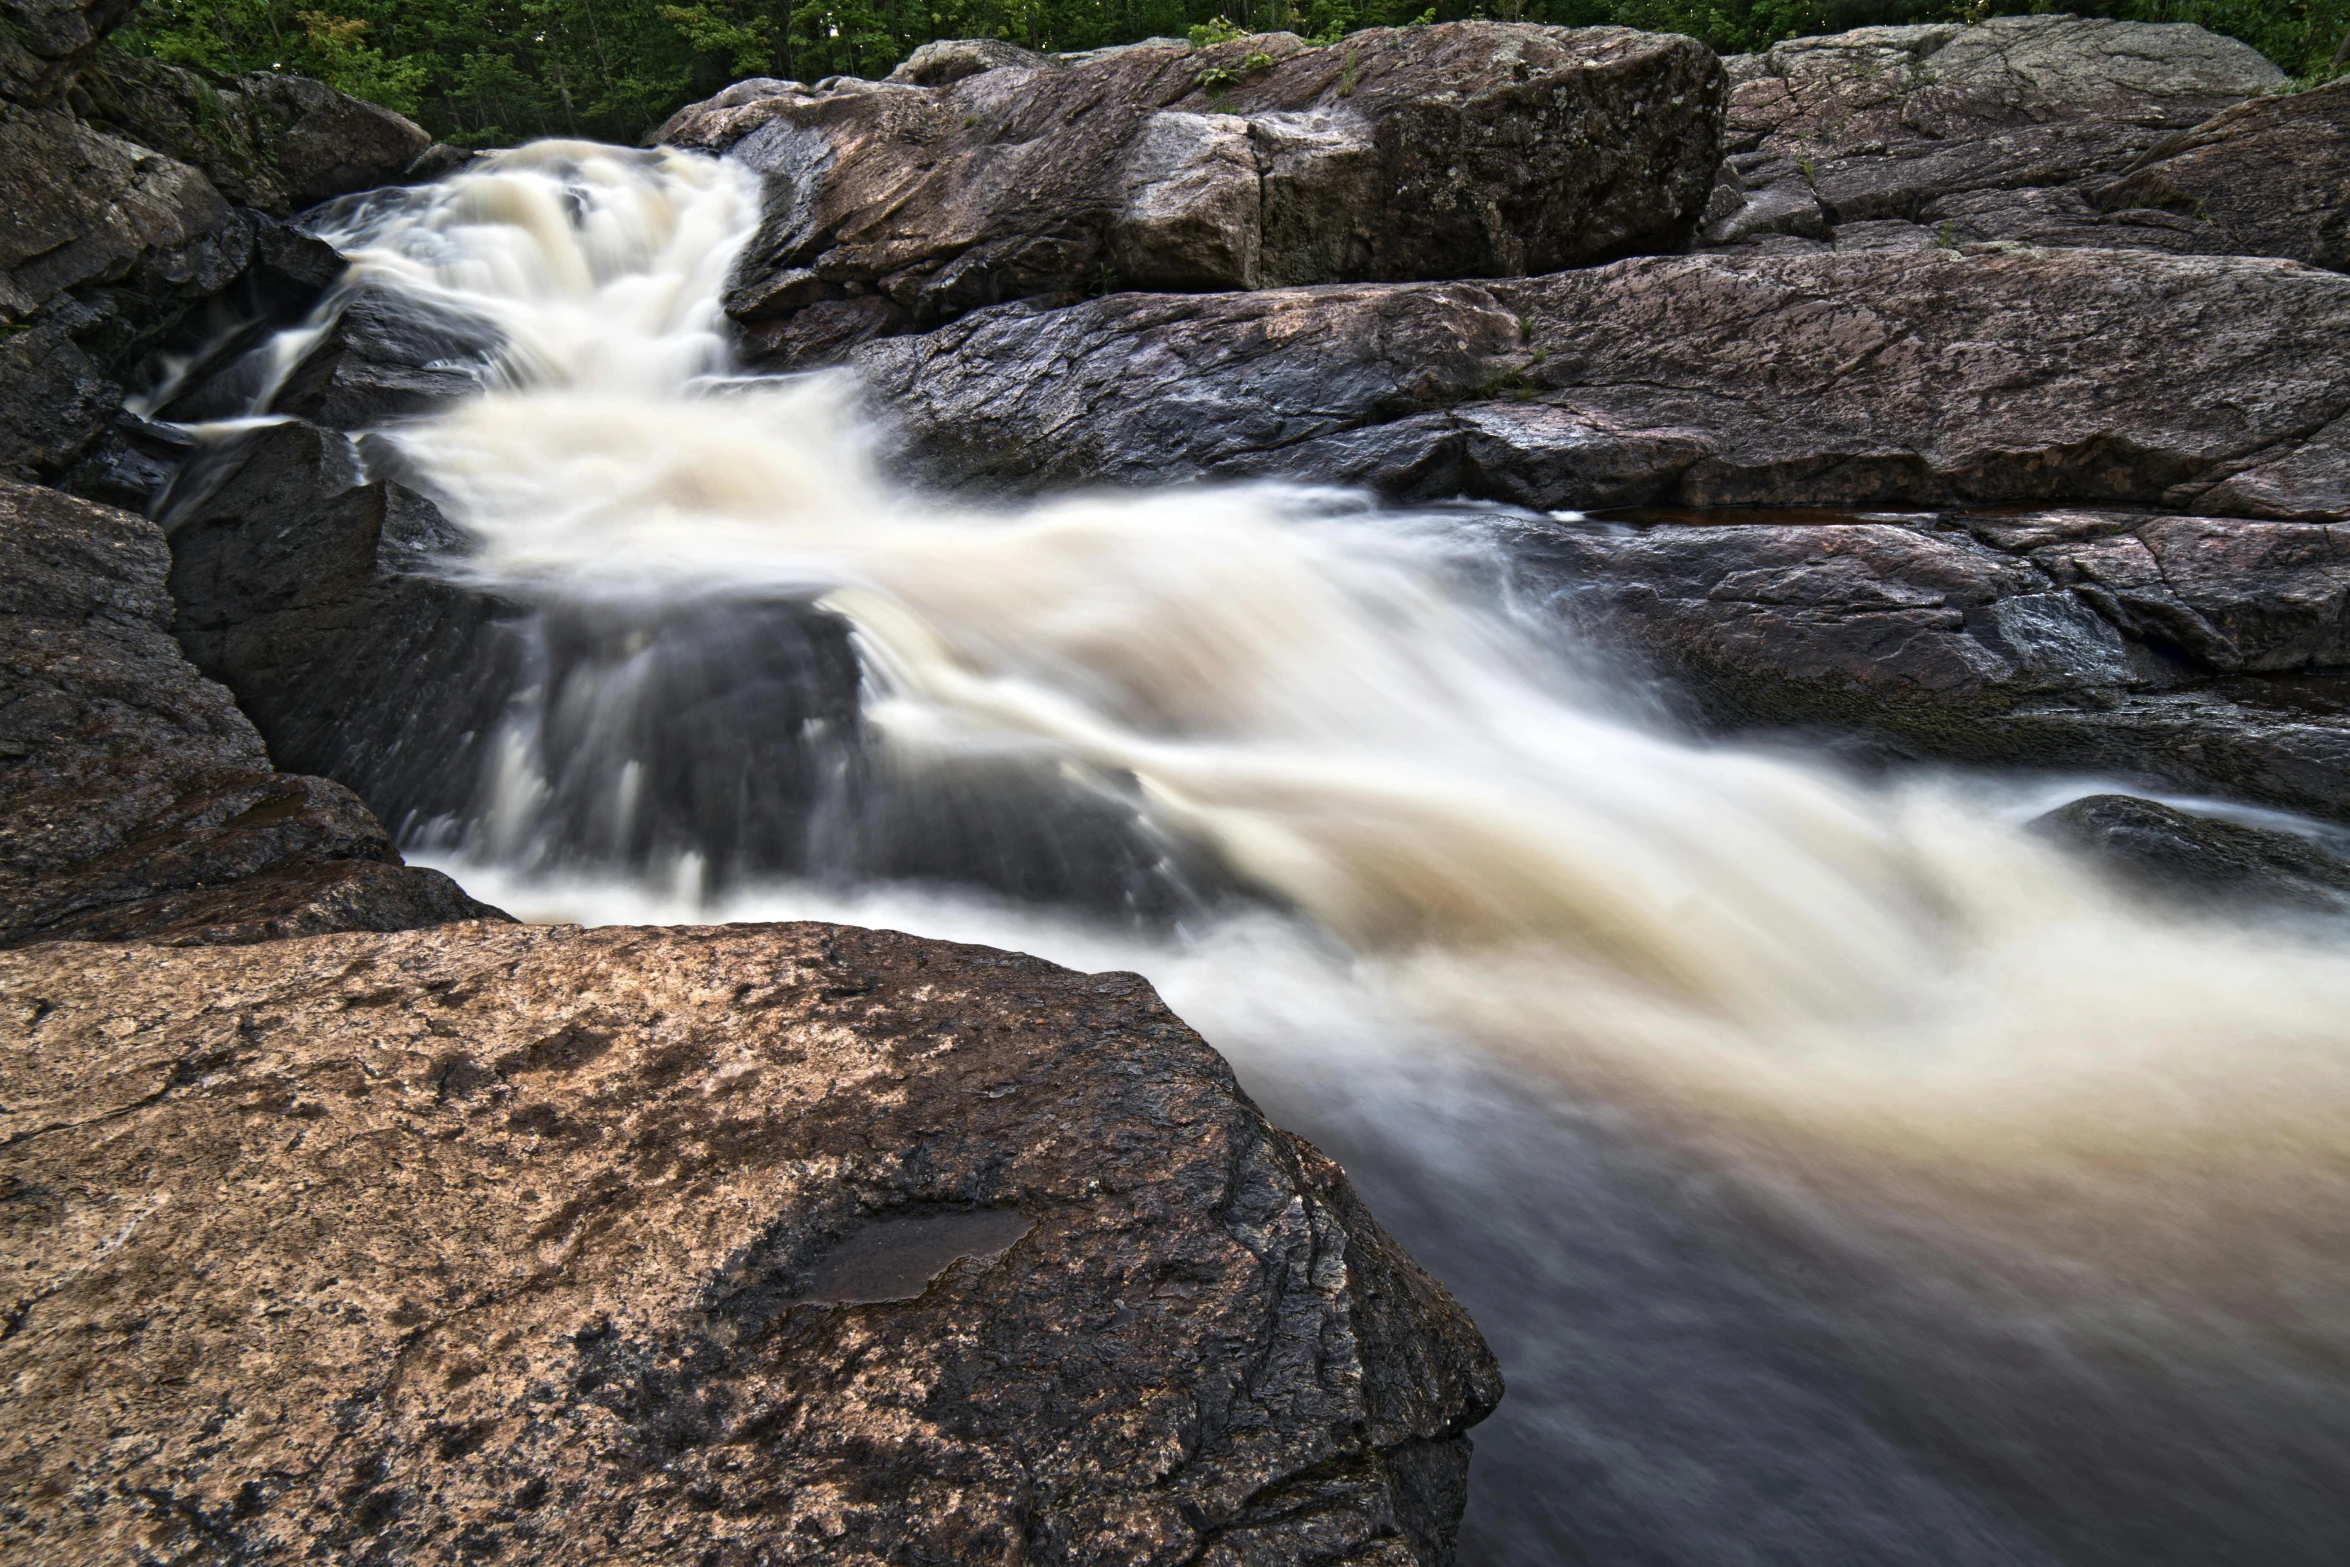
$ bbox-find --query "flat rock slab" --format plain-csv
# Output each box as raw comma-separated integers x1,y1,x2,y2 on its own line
0,921,1499,1565
661,23,1723,366
0,475,500,946
862,246,2350,521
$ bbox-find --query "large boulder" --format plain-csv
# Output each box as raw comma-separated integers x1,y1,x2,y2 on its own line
859,246,2350,520
0,920,1500,1564
2088,75,2350,275
658,24,1725,367
1701,15,2285,254
0,475,503,946
80,52,434,218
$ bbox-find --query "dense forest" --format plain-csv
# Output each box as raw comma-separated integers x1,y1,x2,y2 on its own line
117,0,2349,148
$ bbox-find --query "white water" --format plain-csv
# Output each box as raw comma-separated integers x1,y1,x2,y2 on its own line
300,143,2350,1559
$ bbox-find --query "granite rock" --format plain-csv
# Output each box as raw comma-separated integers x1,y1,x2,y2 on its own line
0,920,1500,1564
659,24,1724,366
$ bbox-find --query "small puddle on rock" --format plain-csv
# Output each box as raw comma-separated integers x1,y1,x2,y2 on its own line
793,1209,1034,1306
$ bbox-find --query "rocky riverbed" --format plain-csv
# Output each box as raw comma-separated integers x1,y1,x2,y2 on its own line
8,1,2350,1561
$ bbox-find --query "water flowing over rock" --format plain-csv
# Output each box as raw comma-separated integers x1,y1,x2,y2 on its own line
1497,507,2350,822
0,921,1501,1565
1700,15,2286,255
860,245,2350,520
0,476,503,945
2030,793,2350,918
0,13,433,495
657,24,1725,367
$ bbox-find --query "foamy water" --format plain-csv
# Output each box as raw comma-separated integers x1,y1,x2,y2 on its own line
263,141,2350,1560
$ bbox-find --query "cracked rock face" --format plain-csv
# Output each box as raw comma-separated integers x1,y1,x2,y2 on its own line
858,246,2350,522
0,921,1500,1565
1699,15,2286,255
656,24,1724,367
0,476,502,946
2089,74,2350,276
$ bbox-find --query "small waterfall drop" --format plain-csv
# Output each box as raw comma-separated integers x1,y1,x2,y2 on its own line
201,142,2350,1563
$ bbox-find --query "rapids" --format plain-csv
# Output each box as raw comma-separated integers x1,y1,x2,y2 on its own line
200,142,2350,1561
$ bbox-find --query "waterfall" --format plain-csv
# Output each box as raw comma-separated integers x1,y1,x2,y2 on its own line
235,141,2350,1562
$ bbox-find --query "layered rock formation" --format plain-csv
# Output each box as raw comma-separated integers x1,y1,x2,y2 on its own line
1699,14,2290,255
862,245,2350,519
0,921,1501,1564
657,24,1726,366
0,476,501,945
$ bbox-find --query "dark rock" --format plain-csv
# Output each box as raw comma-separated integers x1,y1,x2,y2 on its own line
1492,506,2350,822
2089,75,2350,274
2030,792,2350,917
860,246,2350,520
248,281,500,428
398,139,476,184
0,474,506,946
78,51,432,217
160,418,522,836
661,23,1724,365
0,920,1500,1563
0,0,138,104
1703,16,2284,251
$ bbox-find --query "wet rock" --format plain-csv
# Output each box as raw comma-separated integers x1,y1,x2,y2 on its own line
79,52,432,217
160,418,522,835
2031,792,2350,917
661,23,1724,365
2089,75,2350,275
1703,16,2283,253
254,282,500,427
1492,506,2350,821
863,246,2350,520
0,920,1500,1564
0,475,504,946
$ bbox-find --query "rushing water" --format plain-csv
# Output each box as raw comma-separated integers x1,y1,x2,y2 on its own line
193,143,2350,1561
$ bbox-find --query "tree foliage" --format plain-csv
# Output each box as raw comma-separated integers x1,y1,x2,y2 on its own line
115,0,2348,148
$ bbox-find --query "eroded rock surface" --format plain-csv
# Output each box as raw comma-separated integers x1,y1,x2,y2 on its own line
2088,75,2350,275
861,246,2350,520
0,921,1500,1564
1701,15,2285,255
659,24,1724,366
0,475,502,946
1496,506,2350,820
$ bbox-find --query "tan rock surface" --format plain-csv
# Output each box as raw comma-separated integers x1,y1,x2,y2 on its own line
0,921,1499,1564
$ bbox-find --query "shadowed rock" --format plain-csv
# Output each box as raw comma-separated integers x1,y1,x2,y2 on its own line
659,24,1725,366
160,419,522,836
0,474,503,946
2089,75,2350,275
0,920,1500,1564
2031,793,2350,917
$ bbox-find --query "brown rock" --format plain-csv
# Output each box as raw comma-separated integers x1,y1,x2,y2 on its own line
2090,75,2350,274
660,24,1724,366
0,921,1500,1564
860,246,2350,521
0,475,504,946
